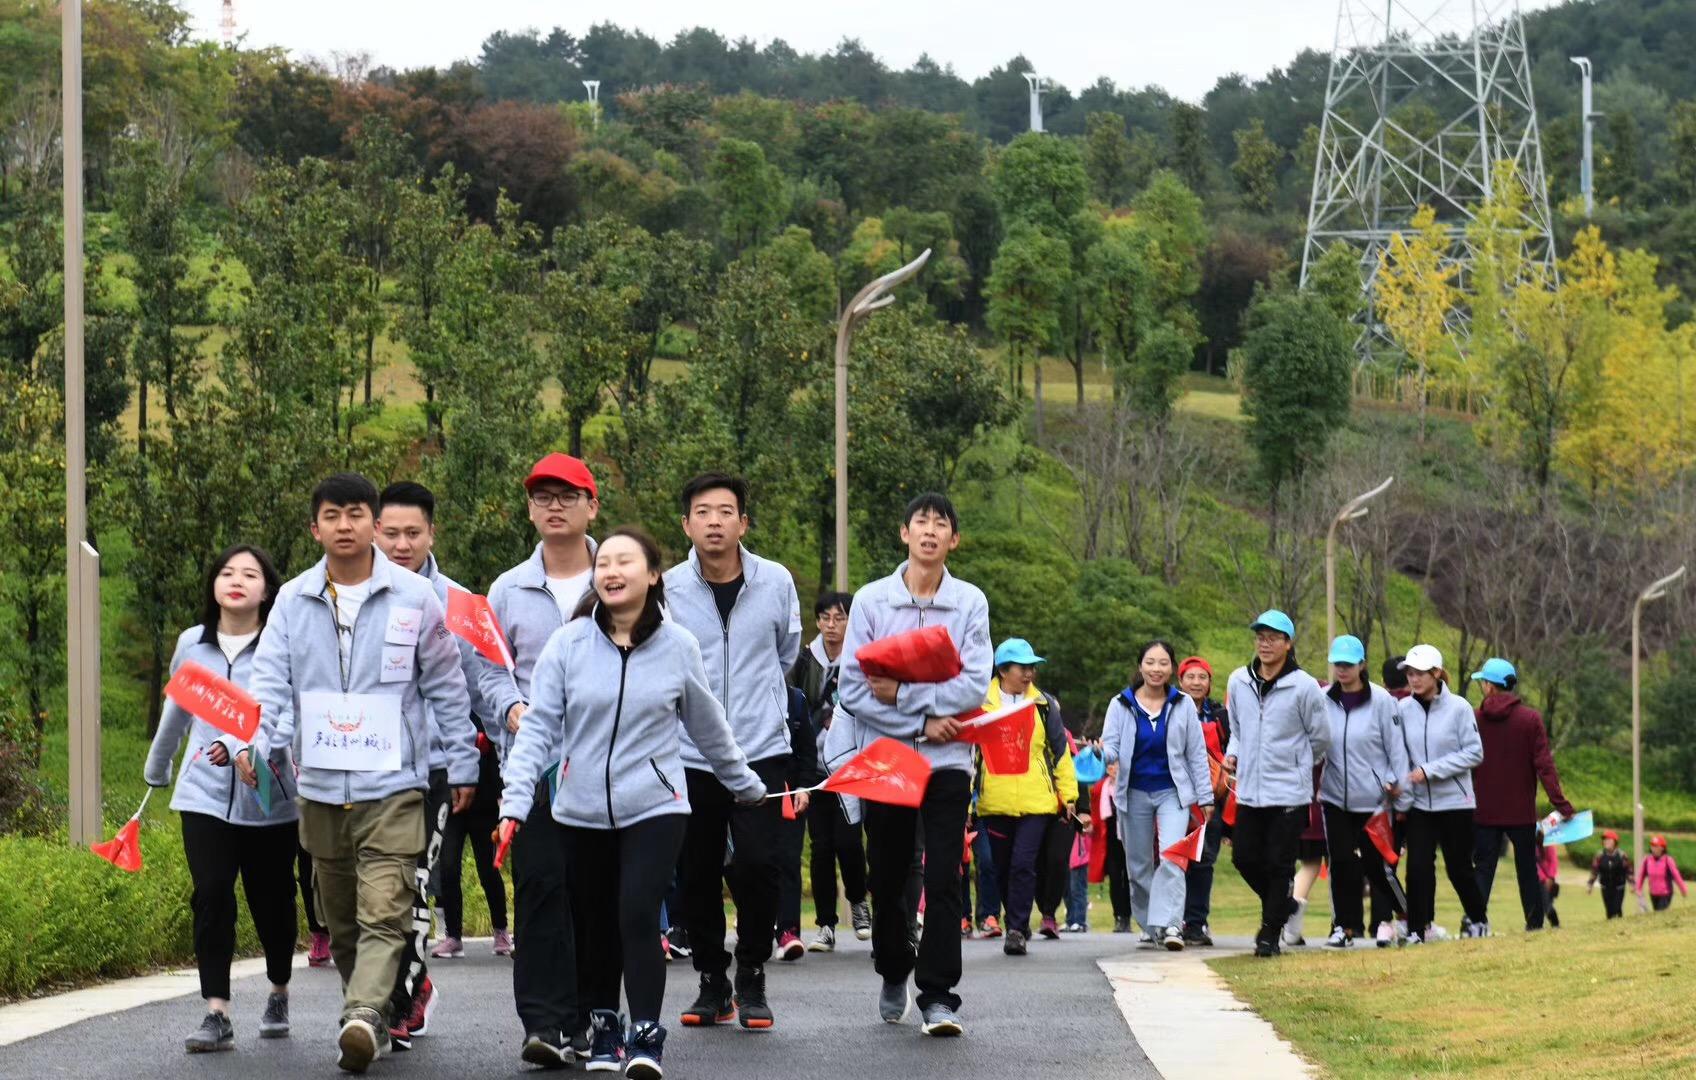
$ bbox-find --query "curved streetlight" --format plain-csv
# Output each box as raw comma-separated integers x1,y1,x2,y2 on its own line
1325,476,1394,644
1632,564,1685,885
834,248,931,591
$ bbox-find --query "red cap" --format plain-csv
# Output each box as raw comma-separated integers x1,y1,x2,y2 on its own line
1177,656,1212,678
1602,829,1619,841
525,453,597,498
1652,835,1667,848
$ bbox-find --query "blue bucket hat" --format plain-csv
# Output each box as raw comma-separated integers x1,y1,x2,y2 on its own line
1471,657,1517,687
1328,635,1366,665
994,638,1045,668
1249,610,1295,639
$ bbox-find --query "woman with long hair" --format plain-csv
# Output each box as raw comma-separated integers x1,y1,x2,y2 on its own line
499,527,765,1079
1099,641,1214,950
142,544,299,1053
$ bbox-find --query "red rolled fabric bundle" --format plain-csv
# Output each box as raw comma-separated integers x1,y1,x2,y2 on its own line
854,625,962,683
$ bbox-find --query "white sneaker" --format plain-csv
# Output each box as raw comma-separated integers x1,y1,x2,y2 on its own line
1163,926,1184,951
1427,924,1450,941
1462,919,1491,939
1281,898,1309,947
1324,927,1353,948
1374,922,1394,948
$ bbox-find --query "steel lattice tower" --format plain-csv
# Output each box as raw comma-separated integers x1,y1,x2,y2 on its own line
1299,0,1556,357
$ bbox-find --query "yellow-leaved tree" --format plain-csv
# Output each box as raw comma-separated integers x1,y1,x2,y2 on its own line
1375,205,1460,443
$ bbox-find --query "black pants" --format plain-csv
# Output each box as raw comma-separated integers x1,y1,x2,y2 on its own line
1473,823,1544,930
1034,816,1072,920
438,751,507,937
1182,812,1225,930
1542,880,1561,927
864,769,970,1011
1651,892,1672,911
513,777,580,1036
390,769,449,1020
181,813,298,1000
1105,823,1130,922
1321,803,1395,936
298,844,327,934
1231,804,1307,940
682,756,789,978
774,804,807,937
562,815,687,1024
982,814,1048,936
807,791,866,926
1602,884,1625,918
1405,809,1488,934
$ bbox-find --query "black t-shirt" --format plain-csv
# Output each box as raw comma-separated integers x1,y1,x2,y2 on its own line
710,575,744,627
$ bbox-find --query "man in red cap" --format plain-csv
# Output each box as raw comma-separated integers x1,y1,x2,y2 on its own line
477,452,600,1068
1175,656,1229,946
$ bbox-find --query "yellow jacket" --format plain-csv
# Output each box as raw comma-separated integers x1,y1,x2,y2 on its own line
974,679,1078,817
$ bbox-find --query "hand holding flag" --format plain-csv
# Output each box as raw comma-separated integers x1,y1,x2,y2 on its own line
493,818,519,870
165,661,260,742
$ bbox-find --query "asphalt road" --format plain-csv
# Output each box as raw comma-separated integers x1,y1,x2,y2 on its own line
5,930,1163,1080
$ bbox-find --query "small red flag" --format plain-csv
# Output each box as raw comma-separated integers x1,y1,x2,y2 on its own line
90,817,143,873
1160,822,1207,871
1222,789,1238,827
493,818,518,870
446,588,515,670
822,738,933,808
781,784,797,820
854,626,962,684
956,700,1037,774
1365,808,1399,866
165,660,261,742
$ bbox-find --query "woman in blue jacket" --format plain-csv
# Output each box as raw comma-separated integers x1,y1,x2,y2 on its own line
500,527,765,1080
142,545,298,1053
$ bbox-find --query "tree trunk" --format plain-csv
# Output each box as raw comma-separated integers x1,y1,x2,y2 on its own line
25,598,44,755
136,377,148,450
569,413,585,458
1034,361,1046,443
364,331,376,406
817,497,835,594
1074,357,1086,409
146,635,165,736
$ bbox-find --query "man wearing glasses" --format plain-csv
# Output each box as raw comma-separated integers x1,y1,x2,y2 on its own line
479,453,600,1068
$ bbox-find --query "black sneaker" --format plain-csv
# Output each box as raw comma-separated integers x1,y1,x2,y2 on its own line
1112,916,1131,934
185,1011,234,1053
1253,927,1282,958
733,965,773,1030
679,973,735,1027
571,1025,592,1060
665,926,692,958
520,1029,572,1070
1182,925,1213,947
1002,929,1028,956
258,992,290,1038
625,1021,666,1080
850,900,873,940
586,1010,624,1073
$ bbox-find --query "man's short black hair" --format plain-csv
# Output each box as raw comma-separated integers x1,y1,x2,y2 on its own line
814,591,853,618
379,481,436,524
311,472,379,519
680,472,749,517
903,492,958,532
1382,655,1409,691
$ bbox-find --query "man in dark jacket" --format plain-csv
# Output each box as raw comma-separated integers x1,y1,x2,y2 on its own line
1469,658,1576,931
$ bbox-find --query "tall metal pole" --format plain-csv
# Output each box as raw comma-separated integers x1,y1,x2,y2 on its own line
582,80,601,131
1022,73,1045,134
64,0,102,846
1631,565,1684,883
832,250,931,591
1572,58,1594,217
1325,476,1394,644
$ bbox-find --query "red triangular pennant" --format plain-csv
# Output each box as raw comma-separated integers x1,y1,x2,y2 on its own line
854,626,962,684
446,588,515,670
1160,823,1206,871
493,818,518,870
1222,789,1238,827
90,817,143,873
165,660,261,742
821,738,933,808
781,784,797,820
1365,808,1399,866
956,700,1037,774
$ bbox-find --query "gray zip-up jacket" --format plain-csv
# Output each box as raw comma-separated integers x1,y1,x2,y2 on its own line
143,624,299,826
478,539,598,761
663,546,802,770
1319,683,1412,814
1224,661,1331,808
498,615,766,829
419,554,490,773
1100,688,1214,809
835,562,994,777
247,547,477,804
1397,685,1483,812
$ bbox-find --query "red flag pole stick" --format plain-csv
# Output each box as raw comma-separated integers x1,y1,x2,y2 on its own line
132,787,153,820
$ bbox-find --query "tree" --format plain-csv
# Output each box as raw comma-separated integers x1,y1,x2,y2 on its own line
709,137,786,253
985,223,1070,440
343,117,413,406
1375,205,1459,444
1671,100,1696,202
1600,112,1640,204
0,373,64,747
1084,112,1131,205
739,226,837,322
1230,118,1281,212
991,132,1089,234
1170,102,1210,193
393,166,472,441
543,223,643,458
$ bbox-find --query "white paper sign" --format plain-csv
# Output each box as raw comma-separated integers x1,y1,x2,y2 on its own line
300,691,403,771
379,646,414,684
385,607,423,646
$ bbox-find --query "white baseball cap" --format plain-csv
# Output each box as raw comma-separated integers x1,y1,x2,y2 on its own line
1398,644,1444,672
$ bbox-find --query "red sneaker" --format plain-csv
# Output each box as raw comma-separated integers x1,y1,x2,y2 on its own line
979,916,1003,939
960,917,974,938
1040,916,1061,940
405,977,438,1037
307,931,332,968
777,930,805,962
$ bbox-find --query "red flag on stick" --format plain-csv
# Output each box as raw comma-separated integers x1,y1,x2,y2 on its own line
493,818,518,870
821,738,932,808
165,661,260,742
90,790,152,873
1160,821,1207,871
781,784,798,820
955,700,1036,774
854,626,962,684
1222,788,1238,827
446,588,516,670
1365,808,1399,866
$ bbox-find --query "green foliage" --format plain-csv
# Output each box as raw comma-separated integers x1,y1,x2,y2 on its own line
1230,118,1281,212
991,132,1089,234
1647,641,1696,794
1084,111,1132,206
1170,102,1210,193
984,222,1070,363
708,137,786,254
738,226,837,322
1237,288,1354,502
0,373,65,741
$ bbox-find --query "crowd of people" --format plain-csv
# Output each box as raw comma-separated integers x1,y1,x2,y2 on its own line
139,453,1686,1075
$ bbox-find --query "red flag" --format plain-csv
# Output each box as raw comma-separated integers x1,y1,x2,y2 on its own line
493,818,518,870
781,784,797,820
1222,788,1238,827
90,817,143,872
446,588,515,670
822,738,932,808
854,626,962,684
1160,822,1207,871
1365,809,1399,866
955,700,1036,774
165,660,260,742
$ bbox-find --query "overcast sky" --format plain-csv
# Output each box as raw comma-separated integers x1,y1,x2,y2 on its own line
182,1,1561,102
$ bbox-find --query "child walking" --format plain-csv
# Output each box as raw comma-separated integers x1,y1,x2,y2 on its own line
1636,836,1688,912
1586,829,1631,919
1536,838,1561,929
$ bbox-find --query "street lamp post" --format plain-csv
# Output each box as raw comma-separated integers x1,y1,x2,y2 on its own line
1631,565,1685,880
1571,58,1598,218
582,80,601,130
1325,476,1394,644
833,249,931,592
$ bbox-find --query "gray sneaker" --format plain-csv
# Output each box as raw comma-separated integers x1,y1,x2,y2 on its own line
878,981,911,1024
336,1007,384,1073
850,901,873,940
185,1011,234,1053
807,925,836,953
920,1003,963,1037
259,992,290,1038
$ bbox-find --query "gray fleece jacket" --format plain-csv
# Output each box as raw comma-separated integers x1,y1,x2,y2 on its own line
1100,687,1215,809
421,553,489,774
834,562,994,778
1397,685,1484,812
662,546,801,770
1224,661,1332,809
247,547,477,805
1319,683,1413,814
498,614,766,829
143,624,299,825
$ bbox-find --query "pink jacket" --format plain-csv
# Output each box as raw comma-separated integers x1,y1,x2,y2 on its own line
1637,854,1688,898
1536,844,1560,885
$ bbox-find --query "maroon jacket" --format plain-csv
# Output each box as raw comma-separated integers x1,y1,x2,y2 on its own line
1472,692,1575,826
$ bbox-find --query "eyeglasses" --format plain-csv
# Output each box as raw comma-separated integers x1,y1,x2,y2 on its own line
530,490,586,510
817,613,848,625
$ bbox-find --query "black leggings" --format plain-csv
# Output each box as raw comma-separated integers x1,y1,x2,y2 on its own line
438,752,507,937
181,813,298,1000
298,844,326,934
1405,809,1488,934
807,790,866,927
562,815,688,1024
